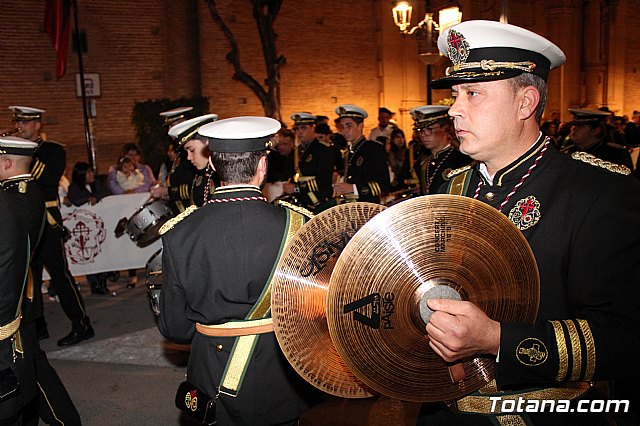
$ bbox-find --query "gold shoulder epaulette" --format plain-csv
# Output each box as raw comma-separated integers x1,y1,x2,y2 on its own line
371,139,384,147
159,205,198,235
446,164,473,180
275,200,315,220
570,152,631,175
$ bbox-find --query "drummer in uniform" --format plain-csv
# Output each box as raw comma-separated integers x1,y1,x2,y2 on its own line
280,112,336,211
561,108,634,171
417,20,640,424
159,107,197,213
10,106,93,347
167,113,220,207
332,104,391,204
159,116,320,425
407,105,472,195
0,136,81,424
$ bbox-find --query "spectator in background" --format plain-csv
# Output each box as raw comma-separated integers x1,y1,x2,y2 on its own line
67,162,112,295
540,120,558,147
107,143,156,195
107,143,157,288
387,129,407,183
115,157,145,193
369,107,399,141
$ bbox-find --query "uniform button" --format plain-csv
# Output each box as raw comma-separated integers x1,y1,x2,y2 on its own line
216,344,223,352
485,192,495,201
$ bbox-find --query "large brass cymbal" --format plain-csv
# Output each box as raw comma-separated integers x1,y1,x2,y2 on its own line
271,202,386,398
327,195,540,402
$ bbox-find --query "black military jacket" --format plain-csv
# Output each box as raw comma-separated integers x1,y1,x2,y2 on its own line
266,151,295,183
296,138,336,207
345,136,391,203
0,190,33,421
167,155,195,213
444,136,640,388
30,139,65,225
416,146,472,195
159,186,319,424
1,175,45,253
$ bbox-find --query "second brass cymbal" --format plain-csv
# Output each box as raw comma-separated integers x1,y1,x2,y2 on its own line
327,195,540,402
271,202,386,398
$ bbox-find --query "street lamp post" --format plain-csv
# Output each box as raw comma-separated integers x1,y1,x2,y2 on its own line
391,1,462,104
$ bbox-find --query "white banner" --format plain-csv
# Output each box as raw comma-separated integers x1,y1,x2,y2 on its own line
44,193,163,278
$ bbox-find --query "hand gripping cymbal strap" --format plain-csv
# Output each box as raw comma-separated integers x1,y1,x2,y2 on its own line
215,209,305,398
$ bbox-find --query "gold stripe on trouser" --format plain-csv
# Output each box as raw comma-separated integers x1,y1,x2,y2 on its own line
563,319,582,380
550,320,569,381
26,267,34,301
577,319,596,380
0,316,21,341
219,210,305,394
37,381,64,425
14,331,23,354
56,234,87,319
455,382,591,414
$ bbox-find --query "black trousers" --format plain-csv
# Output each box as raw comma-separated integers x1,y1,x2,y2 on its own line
32,224,89,331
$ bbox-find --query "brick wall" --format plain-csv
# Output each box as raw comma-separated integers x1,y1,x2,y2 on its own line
1,0,639,176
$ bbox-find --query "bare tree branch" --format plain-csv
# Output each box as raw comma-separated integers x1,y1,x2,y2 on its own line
205,0,286,120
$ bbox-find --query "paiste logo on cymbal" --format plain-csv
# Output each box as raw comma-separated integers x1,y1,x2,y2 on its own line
343,292,395,330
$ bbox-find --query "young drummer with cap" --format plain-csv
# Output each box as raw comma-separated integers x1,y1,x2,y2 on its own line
404,105,472,195
159,116,320,425
167,113,220,208
333,104,391,204
10,106,94,347
417,20,640,424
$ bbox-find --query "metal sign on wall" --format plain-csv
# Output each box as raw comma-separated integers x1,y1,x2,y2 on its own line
75,73,101,97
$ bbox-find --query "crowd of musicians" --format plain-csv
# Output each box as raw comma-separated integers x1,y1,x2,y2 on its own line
2,18,640,426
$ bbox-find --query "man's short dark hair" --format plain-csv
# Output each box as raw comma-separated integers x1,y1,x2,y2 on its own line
211,151,264,184
278,128,295,140
509,73,547,122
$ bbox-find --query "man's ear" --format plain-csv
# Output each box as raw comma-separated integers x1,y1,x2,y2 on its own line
257,154,268,175
519,86,540,121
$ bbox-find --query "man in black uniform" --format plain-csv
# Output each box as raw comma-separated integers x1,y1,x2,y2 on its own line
167,113,219,208
266,128,295,184
0,189,32,425
11,106,93,347
0,136,81,425
405,105,472,195
160,107,196,213
279,112,336,211
416,20,640,424
332,104,390,204
159,116,319,425
561,108,634,171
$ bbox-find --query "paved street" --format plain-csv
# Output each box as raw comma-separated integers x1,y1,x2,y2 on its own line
38,272,420,425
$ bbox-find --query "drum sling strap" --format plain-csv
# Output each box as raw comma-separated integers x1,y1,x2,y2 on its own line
176,209,305,424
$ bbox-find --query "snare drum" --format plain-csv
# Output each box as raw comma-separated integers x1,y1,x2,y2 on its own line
126,200,173,247
145,248,163,317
